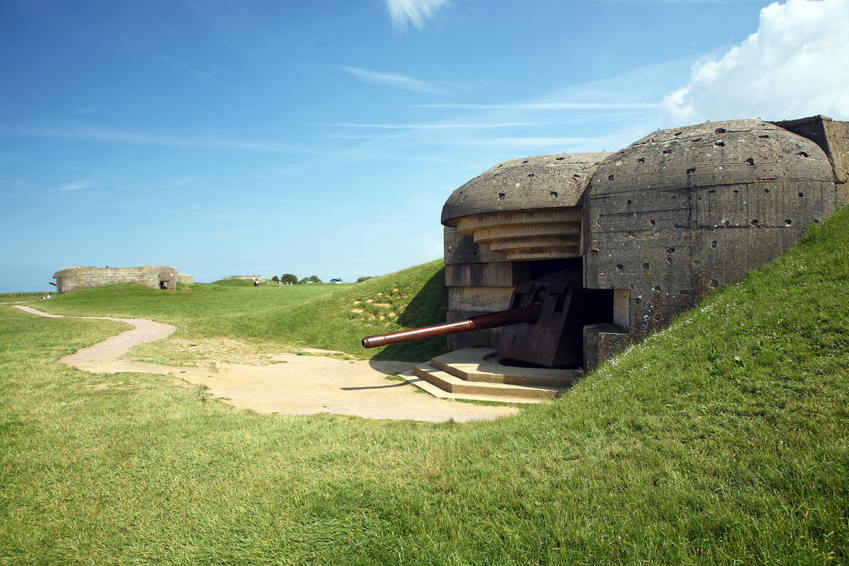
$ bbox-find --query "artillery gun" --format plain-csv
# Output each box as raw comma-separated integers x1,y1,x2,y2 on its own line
363,270,601,368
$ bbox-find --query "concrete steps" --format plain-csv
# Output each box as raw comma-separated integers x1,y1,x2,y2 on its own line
401,348,581,403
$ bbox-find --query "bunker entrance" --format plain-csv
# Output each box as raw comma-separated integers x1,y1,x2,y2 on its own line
497,258,614,368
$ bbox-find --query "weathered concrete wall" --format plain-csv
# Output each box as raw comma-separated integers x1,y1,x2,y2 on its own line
774,115,849,207
774,115,849,185
443,227,524,348
52,265,179,293
177,273,194,284
583,118,838,363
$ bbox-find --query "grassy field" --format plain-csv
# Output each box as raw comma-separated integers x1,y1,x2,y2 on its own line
0,291,53,299
1,210,848,564
14,260,448,363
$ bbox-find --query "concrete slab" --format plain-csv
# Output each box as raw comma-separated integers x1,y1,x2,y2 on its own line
405,347,579,403
399,368,546,404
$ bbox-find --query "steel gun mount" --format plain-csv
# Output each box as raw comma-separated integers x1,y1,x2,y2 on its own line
363,272,595,368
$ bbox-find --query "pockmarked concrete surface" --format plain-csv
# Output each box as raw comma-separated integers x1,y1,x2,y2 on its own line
13,305,518,423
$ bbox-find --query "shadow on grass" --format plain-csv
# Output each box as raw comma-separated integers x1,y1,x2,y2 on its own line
369,267,450,363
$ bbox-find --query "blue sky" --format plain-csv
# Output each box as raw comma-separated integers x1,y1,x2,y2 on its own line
2,0,847,291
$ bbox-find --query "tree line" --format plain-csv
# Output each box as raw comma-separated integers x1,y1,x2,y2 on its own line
268,274,318,284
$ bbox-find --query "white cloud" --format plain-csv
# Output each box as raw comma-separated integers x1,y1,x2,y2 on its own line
662,0,849,126
384,0,449,30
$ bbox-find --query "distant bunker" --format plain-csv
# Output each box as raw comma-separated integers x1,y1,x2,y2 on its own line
52,265,188,293
442,115,848,369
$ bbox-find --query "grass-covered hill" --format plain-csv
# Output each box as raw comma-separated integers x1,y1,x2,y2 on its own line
0,208,847,564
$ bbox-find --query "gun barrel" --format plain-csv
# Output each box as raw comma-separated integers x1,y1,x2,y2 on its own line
361,304,542,349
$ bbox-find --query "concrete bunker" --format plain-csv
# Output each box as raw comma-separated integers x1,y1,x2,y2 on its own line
441,152,615,365
442,116,847,370
52,265,182,293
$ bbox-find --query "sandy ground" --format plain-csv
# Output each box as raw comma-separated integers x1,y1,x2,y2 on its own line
13,305,518,423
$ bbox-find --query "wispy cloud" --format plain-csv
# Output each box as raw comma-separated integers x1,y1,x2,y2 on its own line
72,105,100,115
320,121,538,130
384,0,450,30
415,101,659,110
0,126,316,154
338,65,453,94
473,137,601,147
51,180,99,192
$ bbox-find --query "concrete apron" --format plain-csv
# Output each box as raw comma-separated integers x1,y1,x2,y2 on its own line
12,305,519,423
407,347,580,402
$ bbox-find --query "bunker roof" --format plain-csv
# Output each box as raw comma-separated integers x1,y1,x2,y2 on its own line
442,116,847,229
441,152,607,226
591,118,835,194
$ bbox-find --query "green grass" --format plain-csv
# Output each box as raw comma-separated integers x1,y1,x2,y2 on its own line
0,291,54,302
1,211,848,564
23,259,448,362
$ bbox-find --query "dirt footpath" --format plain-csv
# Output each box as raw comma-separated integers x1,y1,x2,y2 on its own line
13,305,518,423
